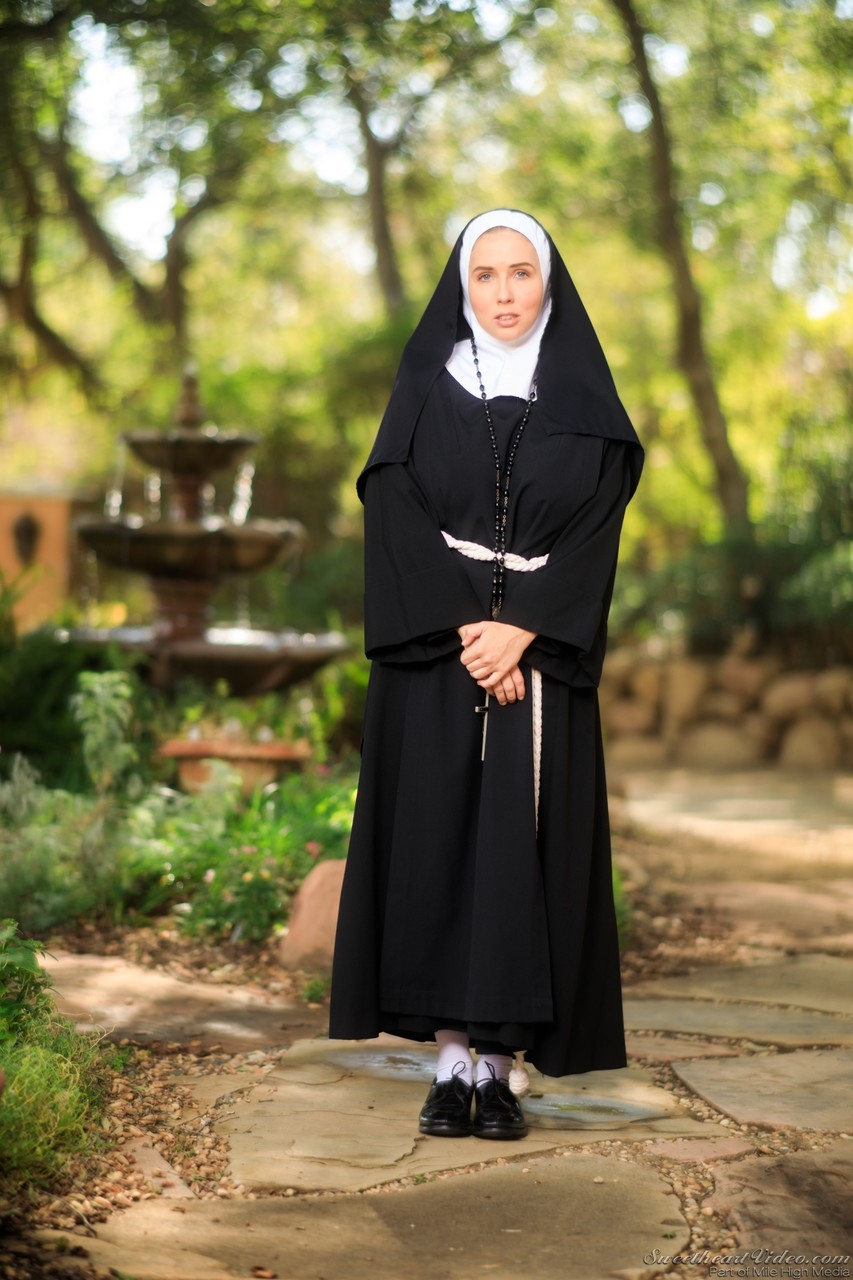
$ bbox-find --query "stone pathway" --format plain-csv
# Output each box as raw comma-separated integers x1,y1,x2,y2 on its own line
32,770,853,1279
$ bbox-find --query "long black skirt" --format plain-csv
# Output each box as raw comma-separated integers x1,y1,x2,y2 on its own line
328,651,626,1078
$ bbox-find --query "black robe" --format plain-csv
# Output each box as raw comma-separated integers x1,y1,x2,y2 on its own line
329,214,643,1078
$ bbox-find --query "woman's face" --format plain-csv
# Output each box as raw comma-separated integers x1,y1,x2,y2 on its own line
467,228,544,343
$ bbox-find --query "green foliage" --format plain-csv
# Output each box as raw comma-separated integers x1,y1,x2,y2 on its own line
0,756,105,932
612,866,631,946
300,973,331,1003
0,919,110,1189
122,764,356,941
0,919,53,1044
0,631,91,788
70,670,138,794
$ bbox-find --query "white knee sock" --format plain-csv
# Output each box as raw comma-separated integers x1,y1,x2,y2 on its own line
476,1053,512,1085
435,1029,473,1085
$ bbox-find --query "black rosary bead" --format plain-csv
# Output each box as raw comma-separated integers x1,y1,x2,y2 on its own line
471,337,537,619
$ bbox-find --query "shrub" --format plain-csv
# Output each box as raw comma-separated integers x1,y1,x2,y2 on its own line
0,758,104,933
0,921,110,1189
122,764,357,941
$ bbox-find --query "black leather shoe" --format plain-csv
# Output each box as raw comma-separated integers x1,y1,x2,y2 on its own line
472,1075,528,1140
418,1072,474,1137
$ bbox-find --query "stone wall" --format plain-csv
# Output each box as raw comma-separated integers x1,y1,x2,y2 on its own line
600,650,853,771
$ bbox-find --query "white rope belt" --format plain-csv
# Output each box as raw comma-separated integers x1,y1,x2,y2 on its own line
441,531,549,573
442,530,547,830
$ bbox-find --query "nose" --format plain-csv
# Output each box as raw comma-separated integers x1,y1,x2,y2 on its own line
497,274,514,302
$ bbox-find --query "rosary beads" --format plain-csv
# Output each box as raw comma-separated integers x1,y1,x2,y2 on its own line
470,336,537,620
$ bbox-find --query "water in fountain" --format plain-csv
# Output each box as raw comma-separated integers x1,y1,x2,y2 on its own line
68,372,347,694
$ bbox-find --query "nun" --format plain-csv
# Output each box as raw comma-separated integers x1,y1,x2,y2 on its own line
329,209,644,1140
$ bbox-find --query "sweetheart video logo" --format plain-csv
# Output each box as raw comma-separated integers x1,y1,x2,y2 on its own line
642,1249,851,1278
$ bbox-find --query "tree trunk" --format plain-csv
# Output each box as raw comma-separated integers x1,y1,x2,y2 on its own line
609,0,754,539
346,80,408,320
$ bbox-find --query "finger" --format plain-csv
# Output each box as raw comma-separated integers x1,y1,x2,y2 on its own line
510,667,526,700
502,675,519,704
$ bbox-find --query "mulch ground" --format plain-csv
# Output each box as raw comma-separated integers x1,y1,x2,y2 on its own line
0,812,757,1280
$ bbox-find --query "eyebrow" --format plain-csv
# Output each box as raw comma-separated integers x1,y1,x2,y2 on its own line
471,260,537,272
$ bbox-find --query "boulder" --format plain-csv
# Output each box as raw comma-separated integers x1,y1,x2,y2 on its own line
604,696,657,736
662,659,711,734
714,655,778,705
742,711,777,757
814,666,852,717
698,689,746,722
676,722,764,769
778,716,843,771
627,661,663,707
840,718,853,768
280,859,346,973
601,646,638,688
761,672,817,722
606,734,669,770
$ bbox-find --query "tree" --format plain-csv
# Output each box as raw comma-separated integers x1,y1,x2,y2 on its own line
608,0,754,539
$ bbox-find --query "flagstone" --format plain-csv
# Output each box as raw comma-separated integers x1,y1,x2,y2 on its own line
43,951,325,1050
623,996,853,1047
706,1140,853,1257
674,1048,853,1131
628,954,853,1016
212,1039,720,1194
39,1154,688,1280
626,1033,740,1061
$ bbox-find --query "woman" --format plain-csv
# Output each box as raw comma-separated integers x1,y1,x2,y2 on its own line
329,209,643,1141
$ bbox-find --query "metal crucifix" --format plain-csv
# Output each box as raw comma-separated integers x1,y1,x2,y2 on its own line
474,692,490,762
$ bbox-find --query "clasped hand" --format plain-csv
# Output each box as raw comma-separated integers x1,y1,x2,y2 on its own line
457,620,536,705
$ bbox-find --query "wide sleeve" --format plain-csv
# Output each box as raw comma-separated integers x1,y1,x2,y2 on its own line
362,461,486,664
498,439,641,687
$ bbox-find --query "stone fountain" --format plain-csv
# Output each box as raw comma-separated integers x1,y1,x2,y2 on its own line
70,373,347,696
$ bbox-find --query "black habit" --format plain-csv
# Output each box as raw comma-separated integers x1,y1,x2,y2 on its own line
329,216,643,1078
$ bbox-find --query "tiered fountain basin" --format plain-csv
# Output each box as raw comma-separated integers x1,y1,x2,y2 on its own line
64,624,348,696
70,379,349,694
77,515,301,578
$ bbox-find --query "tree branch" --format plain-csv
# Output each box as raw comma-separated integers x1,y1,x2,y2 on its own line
40,131,163,325
609,0,753,538
0,276,102,394
344,73,408,319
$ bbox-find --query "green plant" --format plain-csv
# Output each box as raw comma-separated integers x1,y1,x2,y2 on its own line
0,765,114,932
70,671,139,795
171,766,357,942
0,919,54,1043
612,866,632,945
0,631,89,788
300,974,331,1003
0,921,111,1189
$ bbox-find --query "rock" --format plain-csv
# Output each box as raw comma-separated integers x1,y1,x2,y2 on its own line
676,721,763,769
606,735,669,769
714,655,778,704
604,697,657,736
814,665,852,716
742,710,777,755
674,1048,853,1131
840,718,853,768
600,646,637,691
627,661,663,707
697,689,745,722
280,859,346,973
778,715,842,771
661,659,711,735
761,671,817,721
707,1141,853,1257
